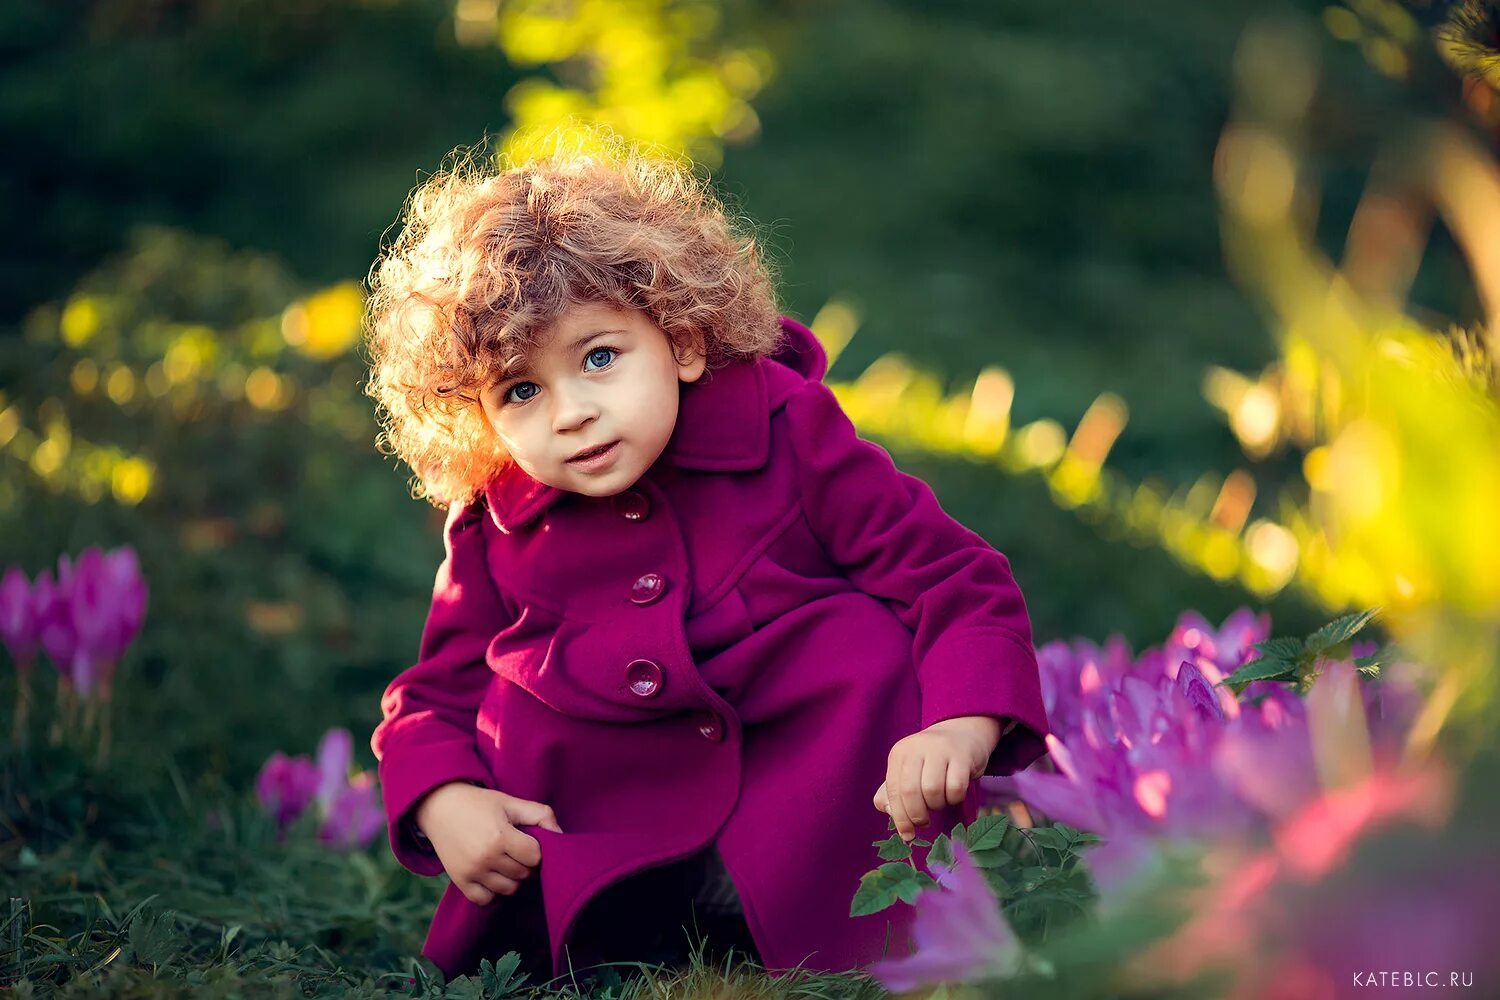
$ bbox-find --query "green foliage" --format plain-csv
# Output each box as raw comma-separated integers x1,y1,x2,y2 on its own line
1224,607,1390,693
854,814,1099,947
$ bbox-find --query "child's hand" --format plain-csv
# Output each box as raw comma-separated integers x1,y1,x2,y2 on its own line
872,716,1004,842
413,781,564,905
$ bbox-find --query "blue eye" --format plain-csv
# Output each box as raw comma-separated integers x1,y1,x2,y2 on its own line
505,381,539,404
584,347,617,371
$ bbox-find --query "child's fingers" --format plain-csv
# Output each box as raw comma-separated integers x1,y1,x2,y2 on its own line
488,854,533,881
460,882,496,907
884,758,917,841
475,870,522,898
503,796,564,834
920,753,949,814
897,752,928,834
872,781,889,814
945,756,969,806
503,828,543,868
886,788,915,842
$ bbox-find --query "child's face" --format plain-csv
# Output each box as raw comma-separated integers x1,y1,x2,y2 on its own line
478,302,706,497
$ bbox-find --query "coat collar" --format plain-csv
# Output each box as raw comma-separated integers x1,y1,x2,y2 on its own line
482,316,822,533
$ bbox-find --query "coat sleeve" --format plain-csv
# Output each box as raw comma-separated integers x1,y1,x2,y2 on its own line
371,498,504,876
784,379,1049,775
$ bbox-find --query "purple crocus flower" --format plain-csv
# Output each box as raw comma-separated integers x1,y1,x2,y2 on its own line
28,547,148,699
256,750,322,829
0,566,38,671
257,727,386,850
868,841,1021,991
65,546,148,700
315,726,354,813
32,566,81,688
318,771,386,849
1012,660,1255,847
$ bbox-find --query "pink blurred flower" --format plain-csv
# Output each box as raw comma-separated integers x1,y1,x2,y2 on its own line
29,547,147,698
257,727,386,850
318,772,386,849
256,750,322,829
0,566,38,671
314,726,353,814
33,566,80,687
868,842,1021,991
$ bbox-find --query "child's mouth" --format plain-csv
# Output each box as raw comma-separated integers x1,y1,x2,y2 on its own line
566,440,621,468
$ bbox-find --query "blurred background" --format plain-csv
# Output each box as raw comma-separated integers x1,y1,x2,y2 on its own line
2,0,1498,991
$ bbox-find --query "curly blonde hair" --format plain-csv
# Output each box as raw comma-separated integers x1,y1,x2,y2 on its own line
362,127,784,508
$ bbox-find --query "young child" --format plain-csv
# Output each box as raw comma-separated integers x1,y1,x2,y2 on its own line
364,133,1049,983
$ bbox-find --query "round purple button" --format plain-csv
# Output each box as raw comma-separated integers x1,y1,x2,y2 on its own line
614,490,651,522
625,658,663,698
630,573,666,605
696,711,725,743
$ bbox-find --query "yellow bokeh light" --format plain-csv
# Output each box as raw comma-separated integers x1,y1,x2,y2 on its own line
70,358,100,396
106,366,137,405
1215,127,1298,226
1246,519,1300,589
963,367,1014,454
111,457,153,505
145,362,171,399
282,283,364,360
1322,6,1362,42
245,367,290,411
60,296,101,348
0,408,18,449
810,299,860,368
30,438,64,478
1303,445,1331,490
1016,420,1066,469
1231,383,1281,453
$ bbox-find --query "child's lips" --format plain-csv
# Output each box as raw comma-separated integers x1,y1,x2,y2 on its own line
565,440,621,470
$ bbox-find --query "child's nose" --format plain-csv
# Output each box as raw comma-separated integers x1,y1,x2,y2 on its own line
550,383,599,433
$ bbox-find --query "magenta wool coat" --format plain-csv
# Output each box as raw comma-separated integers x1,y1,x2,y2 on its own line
371,316,1050,981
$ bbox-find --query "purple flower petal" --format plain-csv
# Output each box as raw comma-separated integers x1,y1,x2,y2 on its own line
256,752,321,828
32,569,80,685
0,566,37,668
315,727,354,813
318,773,387,849
868,842,1020,990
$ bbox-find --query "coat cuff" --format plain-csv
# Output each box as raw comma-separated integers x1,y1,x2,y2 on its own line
917,627,1050,777
378,739,494,877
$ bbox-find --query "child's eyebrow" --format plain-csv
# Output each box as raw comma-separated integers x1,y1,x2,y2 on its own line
494,328,628,383
564,328,627,352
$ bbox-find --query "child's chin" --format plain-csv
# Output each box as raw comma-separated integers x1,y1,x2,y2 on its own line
565,469,641,498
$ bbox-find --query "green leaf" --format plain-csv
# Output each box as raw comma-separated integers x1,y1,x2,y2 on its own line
911,838,932,848
850,870,900,917
967,845,1013,869
874,834,912,861
966,814,1009,851
478,953,528,999
893,871,938,904
1250,637,1304,660
126,909,180,971
981,868,1015,898
926,833,955,871
446,979,485,1000
1224,657,1297,691
1025,826,1071,853
1018,866,1054,892
1304,608,1381,653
